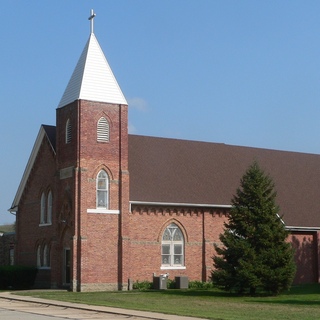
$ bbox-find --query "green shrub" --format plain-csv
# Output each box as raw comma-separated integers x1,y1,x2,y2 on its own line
0,266,38,290
188,281,214,289
167,278,175,289
133,278,176,290
134,279,215,290
133,280,153,290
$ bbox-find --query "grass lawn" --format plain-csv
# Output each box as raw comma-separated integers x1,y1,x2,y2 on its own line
14,284,320,320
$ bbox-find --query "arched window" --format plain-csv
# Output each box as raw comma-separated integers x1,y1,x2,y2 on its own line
40,192,46,224
40,190,53,225
37,245,41,267
43,244,50,267
65,118,71,144
97,117,109,142
161,223,184,267
96,170,109,208
47,191,52,224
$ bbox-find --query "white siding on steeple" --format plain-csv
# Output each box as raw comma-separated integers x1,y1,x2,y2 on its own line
58,33,127,108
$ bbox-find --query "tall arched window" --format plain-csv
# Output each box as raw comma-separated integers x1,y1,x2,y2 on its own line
66,118,71,144
40,192,46,224
37,245,41,267
97,117,109,142
161,223,184,267
43,244,50,267
97,170,109,208
40,190,53,225
47,191,52,224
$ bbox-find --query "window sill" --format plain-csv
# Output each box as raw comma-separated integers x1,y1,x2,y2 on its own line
161,266,186,270
39,223,52,227
87,209,120,214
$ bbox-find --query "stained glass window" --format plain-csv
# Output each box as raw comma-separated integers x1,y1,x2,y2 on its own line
161,223,184,267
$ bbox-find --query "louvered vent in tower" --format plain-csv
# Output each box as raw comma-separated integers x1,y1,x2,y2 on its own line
97,117,109,142
66,119,72,144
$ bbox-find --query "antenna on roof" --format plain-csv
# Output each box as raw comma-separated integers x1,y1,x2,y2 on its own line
88,9,96,34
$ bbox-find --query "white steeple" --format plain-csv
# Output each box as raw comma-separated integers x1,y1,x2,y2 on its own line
58,10,127,108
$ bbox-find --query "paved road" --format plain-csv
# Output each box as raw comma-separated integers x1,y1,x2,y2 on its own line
0,298,147,320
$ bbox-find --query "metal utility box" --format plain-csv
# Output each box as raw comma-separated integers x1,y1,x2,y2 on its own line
153,275,167,290
175,276,189,289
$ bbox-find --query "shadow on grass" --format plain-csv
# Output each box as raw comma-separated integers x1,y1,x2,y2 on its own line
252,299,320,306
282,284,320,295
155,289,238,298
148,283,320,300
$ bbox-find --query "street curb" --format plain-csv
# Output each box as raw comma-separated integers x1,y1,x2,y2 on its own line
0,292,203,320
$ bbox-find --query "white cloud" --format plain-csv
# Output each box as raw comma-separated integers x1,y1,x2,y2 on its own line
128,97,148,112
128,122,137,134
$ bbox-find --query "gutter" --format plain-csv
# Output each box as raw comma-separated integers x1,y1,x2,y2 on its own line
285,226,320,232
8,206,17,214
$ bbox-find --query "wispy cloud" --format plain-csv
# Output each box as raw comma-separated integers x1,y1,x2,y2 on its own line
128,122,137,134
128,97,149,112
128,97,149,134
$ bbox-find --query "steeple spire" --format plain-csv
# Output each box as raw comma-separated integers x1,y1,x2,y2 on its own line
88,9,96,34
57,10,127,108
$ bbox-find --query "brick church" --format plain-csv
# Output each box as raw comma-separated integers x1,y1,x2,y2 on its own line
10,12,320,291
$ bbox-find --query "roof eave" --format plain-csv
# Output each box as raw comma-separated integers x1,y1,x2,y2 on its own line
129,200,232,209
285,226,320,232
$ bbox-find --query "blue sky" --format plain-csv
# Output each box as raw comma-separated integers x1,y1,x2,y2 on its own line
1,1,320,224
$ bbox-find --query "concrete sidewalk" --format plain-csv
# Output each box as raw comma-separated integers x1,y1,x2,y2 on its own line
0,291,204,320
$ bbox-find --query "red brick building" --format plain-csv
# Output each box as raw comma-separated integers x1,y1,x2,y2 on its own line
10,14,320,291
0,226,15,267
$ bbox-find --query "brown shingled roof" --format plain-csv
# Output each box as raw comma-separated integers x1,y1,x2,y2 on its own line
128,134,320,228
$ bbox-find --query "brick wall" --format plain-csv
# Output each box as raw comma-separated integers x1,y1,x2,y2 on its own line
0,233,15,266
56,100,129,291
15,133,57,288
288,231,319,284
16,136,57,264
15,98,318,291
127,205,228,283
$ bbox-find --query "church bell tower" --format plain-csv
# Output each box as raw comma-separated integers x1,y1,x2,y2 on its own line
55,10,130,291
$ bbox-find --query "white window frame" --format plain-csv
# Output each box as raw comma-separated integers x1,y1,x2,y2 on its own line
37,244,51,269
47,191,52,224
161,223,185,270
40,190,53,226
40,192,46,224
37,245,41,268
96,170,109,209
43,244,50,268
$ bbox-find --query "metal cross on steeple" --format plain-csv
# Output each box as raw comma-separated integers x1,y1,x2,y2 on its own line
88,9,96,34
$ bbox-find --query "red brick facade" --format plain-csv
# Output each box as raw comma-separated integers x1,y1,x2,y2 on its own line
288,232,320,284
127,206,228,282
14,97,238,291
54,99,129,291
0,232,15,266
12,95,320,291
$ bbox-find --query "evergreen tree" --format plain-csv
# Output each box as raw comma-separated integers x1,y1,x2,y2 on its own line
211,161,296,295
